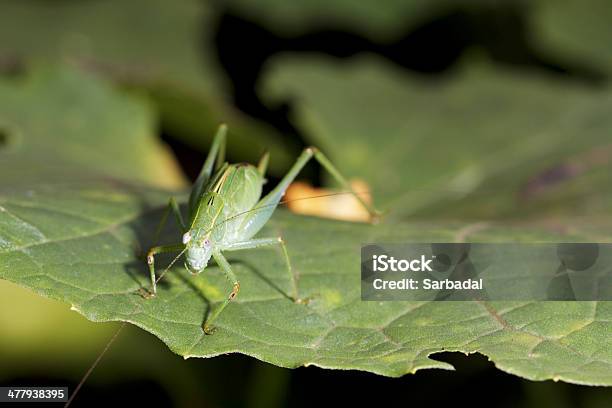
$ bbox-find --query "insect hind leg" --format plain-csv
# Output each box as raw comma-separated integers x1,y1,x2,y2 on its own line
238,148,317,239
309,147,380,221
240,147,379,239
189,124,227,213
223,237,300,302
257,151,270,177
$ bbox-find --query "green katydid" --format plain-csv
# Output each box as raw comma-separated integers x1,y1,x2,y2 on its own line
145,124,379,334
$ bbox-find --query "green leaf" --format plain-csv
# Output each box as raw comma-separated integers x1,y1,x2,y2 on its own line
261,55,612,219
0,0,219,96
533,0,612,76
0,67,184,189
224,0,441,40
0,66,611,386
0,0,294,173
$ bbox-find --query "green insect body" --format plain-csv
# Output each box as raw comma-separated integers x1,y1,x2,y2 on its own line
184,163,261,270
146,124,378,334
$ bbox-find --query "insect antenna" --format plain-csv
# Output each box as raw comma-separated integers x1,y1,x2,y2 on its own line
64,322,126,407
66,247,189,406
155,246,188,286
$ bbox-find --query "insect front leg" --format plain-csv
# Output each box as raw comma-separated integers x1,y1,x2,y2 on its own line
204,251,240,334
146,243,185,297
152,197,186,245
223,237,299,301
144,197,187,297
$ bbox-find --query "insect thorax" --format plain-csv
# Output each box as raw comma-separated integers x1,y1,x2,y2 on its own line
190,163,263,244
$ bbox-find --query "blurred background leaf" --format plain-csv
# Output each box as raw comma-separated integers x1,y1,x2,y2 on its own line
262,55,612,220
0,66,183,188
222,0,445,41
0,0,294,174
533,0,612,76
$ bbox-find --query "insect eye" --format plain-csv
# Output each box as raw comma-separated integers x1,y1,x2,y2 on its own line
203,238,210,246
